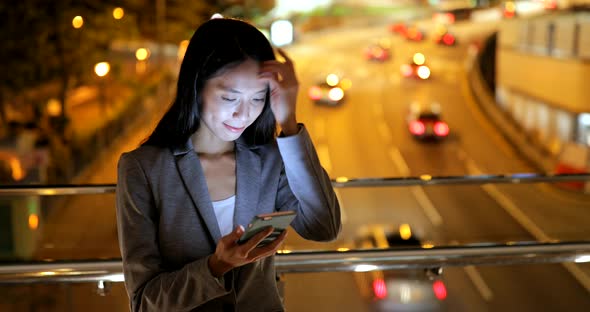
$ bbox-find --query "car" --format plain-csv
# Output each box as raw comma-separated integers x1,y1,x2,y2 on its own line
353,224,447,311
406,102,450,140
400,52,431,80
308,74,351,106
404,25,426,42
503,1,517,18
389,22,408,35
432,24,456,46
432,11,456,24
364,42,391,62
432,25,457,46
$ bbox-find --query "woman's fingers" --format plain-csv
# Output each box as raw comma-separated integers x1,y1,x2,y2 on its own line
216,226,287,270
260,53,297,85
243,227,275,254
249,230,288,261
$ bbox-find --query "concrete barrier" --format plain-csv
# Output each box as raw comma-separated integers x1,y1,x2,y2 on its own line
467,51,557,173
554,142,589,190
468,39,589,193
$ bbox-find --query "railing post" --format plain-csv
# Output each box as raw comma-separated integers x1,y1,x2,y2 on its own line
96,280,112,296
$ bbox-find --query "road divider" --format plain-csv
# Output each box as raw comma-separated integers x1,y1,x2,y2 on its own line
389,147,443,226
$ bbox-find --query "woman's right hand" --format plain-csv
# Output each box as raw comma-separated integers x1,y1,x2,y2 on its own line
208,225,287,278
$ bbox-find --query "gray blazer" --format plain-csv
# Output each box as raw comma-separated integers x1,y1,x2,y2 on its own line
116,125,341,311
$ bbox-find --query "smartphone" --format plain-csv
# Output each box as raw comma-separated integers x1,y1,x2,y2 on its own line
237,211,297,247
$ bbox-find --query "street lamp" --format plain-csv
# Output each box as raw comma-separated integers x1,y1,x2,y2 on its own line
46,98,62,117
72,16,84,29
94,62,110,77
94,62,110,115
113,7,125,20
135,48,150,75
135,48,150,61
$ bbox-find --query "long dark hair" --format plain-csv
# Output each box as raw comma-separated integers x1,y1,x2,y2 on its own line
144,18,277,148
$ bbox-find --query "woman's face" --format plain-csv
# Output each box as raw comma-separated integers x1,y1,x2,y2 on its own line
200,59,268,142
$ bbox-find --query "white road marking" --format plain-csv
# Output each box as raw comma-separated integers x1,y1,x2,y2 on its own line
377,121,392,144
410,186,444,227
464,265,494,301
315,142,347,224
389,147,443,226
464,156,550,241
462,150,590,293
563,262,590,294
388,147,410,176
481,184,550,241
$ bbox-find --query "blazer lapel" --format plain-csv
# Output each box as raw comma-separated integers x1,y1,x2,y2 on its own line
175,149,222,244
234,141,261,229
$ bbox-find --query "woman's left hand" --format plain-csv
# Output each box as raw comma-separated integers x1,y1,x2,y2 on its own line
259,49,299,135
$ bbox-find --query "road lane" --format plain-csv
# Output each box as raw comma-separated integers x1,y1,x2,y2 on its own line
287,20,590,310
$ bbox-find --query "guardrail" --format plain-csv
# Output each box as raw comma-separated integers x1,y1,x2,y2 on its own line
0,172,589,196
0,177,588,287
0,241,589,284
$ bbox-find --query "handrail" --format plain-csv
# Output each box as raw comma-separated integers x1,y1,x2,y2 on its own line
0,184,116,196
0,173,588,196
1,241,589,284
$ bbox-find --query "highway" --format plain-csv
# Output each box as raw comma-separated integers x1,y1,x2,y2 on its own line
280,21,590,311
4,18,589,312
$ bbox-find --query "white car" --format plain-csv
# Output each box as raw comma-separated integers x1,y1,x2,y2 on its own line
354,224,447,311
308,74,351,106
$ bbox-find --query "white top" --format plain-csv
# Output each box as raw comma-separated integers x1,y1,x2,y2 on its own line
211,195,236,237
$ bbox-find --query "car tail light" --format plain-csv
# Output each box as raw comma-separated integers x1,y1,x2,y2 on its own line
308,86,322,100
545,0,557,9
417,66,431,80
504,2,516,18
401,64,413,77
433,12,455,24
434,121,449,136
328,87,344,101
391,23,406,34
373,278,387,299
445,13,455,24
504,9,515,18
442,33,455,45
407,28,422,41
375,49,385,59
409,121,425,135
410,30,423,41
433,280,447,300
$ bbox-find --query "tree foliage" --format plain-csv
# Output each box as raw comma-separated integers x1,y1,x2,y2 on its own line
125,0,216,43
0,0,272,124
0,0,139,121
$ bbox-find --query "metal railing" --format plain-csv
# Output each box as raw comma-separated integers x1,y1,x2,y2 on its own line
0,172,588,196
0,241,589,284
0,175,588,286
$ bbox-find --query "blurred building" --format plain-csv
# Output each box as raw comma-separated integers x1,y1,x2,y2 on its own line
495,9,590,175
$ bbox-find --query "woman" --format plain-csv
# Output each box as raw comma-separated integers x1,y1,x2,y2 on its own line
116,18,341,311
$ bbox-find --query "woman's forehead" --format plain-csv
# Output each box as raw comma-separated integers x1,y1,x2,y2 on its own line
212,62,267,92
